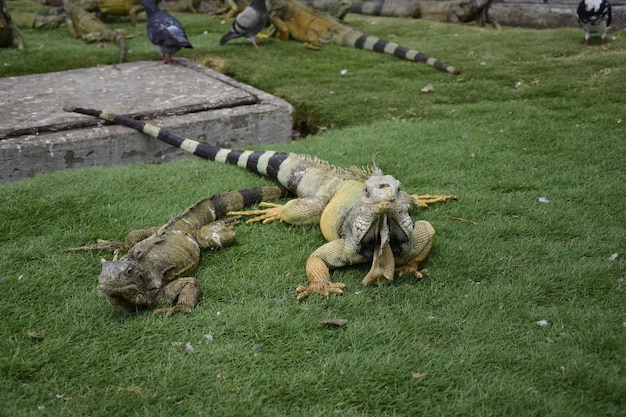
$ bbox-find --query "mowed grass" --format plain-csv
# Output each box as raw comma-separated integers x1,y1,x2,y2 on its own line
1,3,626,416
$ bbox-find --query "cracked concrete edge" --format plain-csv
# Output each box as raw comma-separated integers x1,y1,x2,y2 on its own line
0,59,294,184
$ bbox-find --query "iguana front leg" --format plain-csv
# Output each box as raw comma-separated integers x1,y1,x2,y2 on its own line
259,15,289,41
412,194,458,209
296,239,367,301
153,277,200,317
395,220,435,279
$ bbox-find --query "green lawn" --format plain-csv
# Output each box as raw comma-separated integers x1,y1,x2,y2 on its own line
1,3,625,416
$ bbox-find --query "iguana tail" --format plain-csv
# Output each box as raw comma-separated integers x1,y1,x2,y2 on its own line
64,106,354,198
332,27,460,74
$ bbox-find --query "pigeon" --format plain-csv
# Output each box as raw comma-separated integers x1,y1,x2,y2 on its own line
219,0,268,49
576,0,612,46
142,0,193,63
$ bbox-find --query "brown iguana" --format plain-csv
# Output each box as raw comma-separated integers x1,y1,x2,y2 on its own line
64,106,458,301
33,0,144,29
262,0,460,74
70,186,288,315
63,0,128,62
303,0,499,27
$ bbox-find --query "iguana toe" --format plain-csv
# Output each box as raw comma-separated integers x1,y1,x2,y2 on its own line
296,281,346,301
153,304,193,317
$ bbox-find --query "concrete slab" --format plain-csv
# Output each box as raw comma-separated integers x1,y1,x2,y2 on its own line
0,58,293,183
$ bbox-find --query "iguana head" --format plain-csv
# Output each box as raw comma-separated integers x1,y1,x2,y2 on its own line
361,172,403,213
97,259,153,313
358,171,415,286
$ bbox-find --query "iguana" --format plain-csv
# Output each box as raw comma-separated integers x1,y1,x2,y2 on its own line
303,0,499,27
33,0,144,29
63,0,128,62
262,0,460,74
70,186,288,315
64,105,458,301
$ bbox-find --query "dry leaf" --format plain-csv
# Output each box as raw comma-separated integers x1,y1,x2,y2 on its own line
411,371,427,379
421,84,434,93
26,330,43,342
318,318,348,327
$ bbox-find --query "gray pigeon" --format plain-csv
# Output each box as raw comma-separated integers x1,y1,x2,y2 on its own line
219,0,268,49
576,0,612,45
142,0,192,63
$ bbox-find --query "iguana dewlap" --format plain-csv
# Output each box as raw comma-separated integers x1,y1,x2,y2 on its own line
65,106,457,300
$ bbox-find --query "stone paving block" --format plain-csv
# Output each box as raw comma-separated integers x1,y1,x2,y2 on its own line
0,58,293,183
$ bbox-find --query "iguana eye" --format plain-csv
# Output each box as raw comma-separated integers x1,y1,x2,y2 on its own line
126,267,134,276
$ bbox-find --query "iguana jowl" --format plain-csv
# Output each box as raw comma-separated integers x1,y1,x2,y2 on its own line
65,106,457,301
71,187,287,315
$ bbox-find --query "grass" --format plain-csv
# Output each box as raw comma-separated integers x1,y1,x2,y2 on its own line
1,2,626,416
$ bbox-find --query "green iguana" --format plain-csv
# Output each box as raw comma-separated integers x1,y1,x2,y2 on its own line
303,0,499,27
262,0,460,74
65,105,458,301
62,0,128,62
70,186,288,315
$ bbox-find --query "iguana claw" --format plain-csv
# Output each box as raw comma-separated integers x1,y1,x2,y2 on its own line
396,265,428,280
228,202,285,224
153,304,193,317
295,280,346,301
412,194,458,209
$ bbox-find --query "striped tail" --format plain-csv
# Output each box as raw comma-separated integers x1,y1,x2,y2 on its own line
333,29,461,74
62,106,291,182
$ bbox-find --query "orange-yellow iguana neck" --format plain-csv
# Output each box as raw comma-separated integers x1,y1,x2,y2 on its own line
265,0,460,74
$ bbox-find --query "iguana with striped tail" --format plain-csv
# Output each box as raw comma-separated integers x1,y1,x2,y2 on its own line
262,0,461,74
303,0,500,28
64,105,458,301
69,186,288,315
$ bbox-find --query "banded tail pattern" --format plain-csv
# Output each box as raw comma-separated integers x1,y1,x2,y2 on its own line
333,28,460,74
63,106,355,198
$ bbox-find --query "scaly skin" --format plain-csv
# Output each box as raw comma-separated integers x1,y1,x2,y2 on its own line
262,0,460,74
63,0,128,62
64,105,458,301
70,187,288,315
304,0,499,27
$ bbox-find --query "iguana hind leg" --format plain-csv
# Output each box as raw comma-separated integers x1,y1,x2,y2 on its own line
296,239,369,301
395,220,435,279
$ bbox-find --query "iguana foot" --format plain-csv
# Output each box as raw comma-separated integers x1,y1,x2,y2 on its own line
396,265,428,280
413,194,458,209
153,304,193,317
228,202,284,224
296,280,346,301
